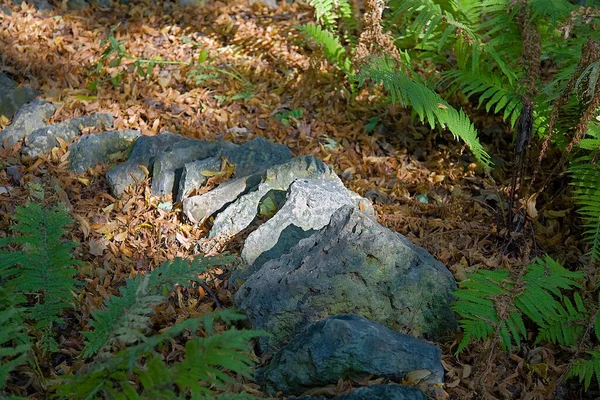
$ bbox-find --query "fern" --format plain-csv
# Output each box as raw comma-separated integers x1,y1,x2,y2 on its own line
305,0,353,30
299,23,352,75
357,55,491,168
0,202,82,353
569,124,600,262
453,256,583,352
566,350,600,391
82,254,235,359
0,285,29,391
56,310,265,399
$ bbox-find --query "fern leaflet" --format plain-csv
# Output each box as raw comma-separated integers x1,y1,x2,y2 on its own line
82,254,235,359
0,202,81,353
357,55,491,168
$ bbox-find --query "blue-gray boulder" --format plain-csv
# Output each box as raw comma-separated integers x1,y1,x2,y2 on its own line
259,314,442,396
235,206,458,351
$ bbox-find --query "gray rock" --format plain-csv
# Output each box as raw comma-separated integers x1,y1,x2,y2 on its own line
209,156,339,239
177,156,222,202
222,136,292,177
93,0,110,8
250,0,278,8
150,139,223,197
183,174,262,223
235,206,458,351
260,314,440,396
12,0,52,11
176,0,206,6
66,0,87,8
240,179,372,271
106,131,186,195
291,384,426,400
0,74,38,119
0,4,12,14
0,99,55,148
68,130,141,174
181,138,293,221
21,113,113,160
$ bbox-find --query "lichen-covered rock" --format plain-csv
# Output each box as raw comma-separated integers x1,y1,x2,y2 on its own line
68,130,141,173
150,139,224,197
221,136,292,177
183,174,262,223
106,131,186,195
235,206,458,351
239,179,372,273
209,156,340,240
0,98,55,148
177,156,222,202
259,314,441,396
291,385,426,400
21,113,113,160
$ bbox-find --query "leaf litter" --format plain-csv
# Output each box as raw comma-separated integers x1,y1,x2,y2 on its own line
0,0,594,398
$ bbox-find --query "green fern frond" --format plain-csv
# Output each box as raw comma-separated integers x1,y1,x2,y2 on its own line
566,349,600,391
444,70,522,126
306,0,353,30
357,56,491,168
569,146,600,262
453,269,524,352
453,256,584,353
529,0,575,27
299,23,352,74
0,202,81,353
515,256,583,326
0,286,29,390
536,293,587,346
82,254,235,359
56,310,265,400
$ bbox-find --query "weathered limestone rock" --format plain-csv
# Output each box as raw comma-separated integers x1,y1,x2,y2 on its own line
260,314,441,397
235,206,458,351
183,174,262,223
68,130,141,174
209,156,340,240
177,156,222,202
239,179,372,275
150,139,224,197
21,113,113,160
106,131,186,195
221,136,292,177
0,99,55,148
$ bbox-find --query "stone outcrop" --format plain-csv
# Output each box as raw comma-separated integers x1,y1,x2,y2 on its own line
0,102,458,399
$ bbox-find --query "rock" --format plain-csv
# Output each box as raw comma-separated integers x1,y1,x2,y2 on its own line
93,0,110,8
20,113,113,160
176,0,206,6
235,206,458,351
150,139,224,197
0,74,38,120
222,137,292,177
209,156,340,240
66,0,87,9
183,174,263,223
106,131,186,195
68,130,141,174
182,138,293,221
259,314,440,396
250,0,278,8
239,179,372,274
0,99,55,148
177,156,222,202
12,0,52,11
291,385,426,400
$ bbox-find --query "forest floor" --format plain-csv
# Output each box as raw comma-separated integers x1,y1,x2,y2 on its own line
0,0,593,398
